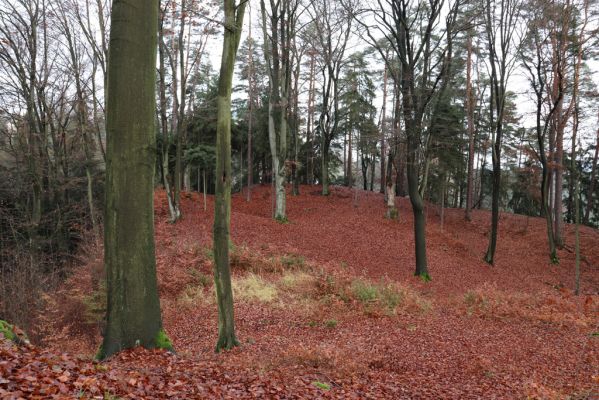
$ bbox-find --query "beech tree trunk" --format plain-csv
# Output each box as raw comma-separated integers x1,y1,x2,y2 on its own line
101,0,168,359
213,0,246,352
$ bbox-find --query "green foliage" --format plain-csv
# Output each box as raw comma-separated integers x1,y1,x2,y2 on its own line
155,329,174,351
83,280,107,324
419,273,432,282
351,280,379,303
324,319,338,328
204,246,215,260
275,215,289,224
184,144,216,171
0,320,15,341
95,344,105,361
312,381,331,391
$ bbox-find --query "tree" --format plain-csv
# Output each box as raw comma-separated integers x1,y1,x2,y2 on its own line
309,0,353,195
213,0,247,352
100,0,170,359
482,0,522,265
260,0,301,219
354,0,461,279
465,31,476,221
520,3,560,263
584,125,599,224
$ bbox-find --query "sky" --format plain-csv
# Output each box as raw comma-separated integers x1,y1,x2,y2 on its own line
203,1,599,152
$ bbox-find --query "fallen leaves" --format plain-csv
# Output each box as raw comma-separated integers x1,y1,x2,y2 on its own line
10,184,597,398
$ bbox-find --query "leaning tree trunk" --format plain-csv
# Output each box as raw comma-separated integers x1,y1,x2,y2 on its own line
100,0,169,360
213,0,246,352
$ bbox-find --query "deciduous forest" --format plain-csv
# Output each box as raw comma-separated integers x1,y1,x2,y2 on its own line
0,0,598,398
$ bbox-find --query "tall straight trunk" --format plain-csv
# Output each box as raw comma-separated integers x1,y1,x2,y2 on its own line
440,174,446,231
584,125,599,223
380,58,388,193
213,0,246,352
465,34,475,221
343,130,347,182
158,17,181,222
554,116,564,247
306,52,315,185
567,104,579,222
268,100,287,218
100,0,168,359
370,158,375,191
183,165,191,192
574,176,580,295
347,122,353,187
483,0,517,266
261,0,292,219
246,13,254,202
292,43,300,196
532,59,558,262
321,143,330,195
477,141,487,209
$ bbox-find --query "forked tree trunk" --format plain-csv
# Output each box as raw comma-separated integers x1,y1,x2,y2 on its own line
100,0,168,359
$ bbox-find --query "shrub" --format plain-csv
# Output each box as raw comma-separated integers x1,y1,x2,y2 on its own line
351,280,379,303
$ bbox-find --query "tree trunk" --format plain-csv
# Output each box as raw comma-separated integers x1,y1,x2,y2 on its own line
101,0,168,359
246,12,254,202
407,134,429,279
574,176,580,295
158,17,181,223
348,121,353,187
213,0,246,352
465,34,475,221
380,58,388,193
584,125,599,223
306,52,315,185
322,143,330,195
554,120,564,247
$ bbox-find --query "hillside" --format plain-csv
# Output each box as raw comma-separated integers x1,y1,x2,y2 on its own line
2,185,598,399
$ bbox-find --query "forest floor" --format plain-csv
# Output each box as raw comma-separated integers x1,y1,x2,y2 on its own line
2,185,599,399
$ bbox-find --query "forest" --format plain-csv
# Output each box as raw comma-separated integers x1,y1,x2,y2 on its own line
0,0,598,398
